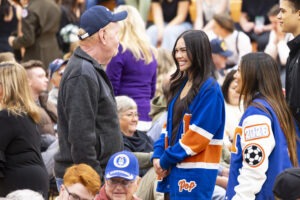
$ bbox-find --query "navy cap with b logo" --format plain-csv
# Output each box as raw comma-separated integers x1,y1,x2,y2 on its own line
79,6,127,40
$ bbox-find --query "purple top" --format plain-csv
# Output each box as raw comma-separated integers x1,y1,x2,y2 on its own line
106,45,157,121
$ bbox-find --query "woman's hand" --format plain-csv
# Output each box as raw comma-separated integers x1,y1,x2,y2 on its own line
153,158,169,178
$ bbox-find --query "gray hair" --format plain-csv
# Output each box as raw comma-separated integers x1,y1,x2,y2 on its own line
115,96,137,114
6,189,44,200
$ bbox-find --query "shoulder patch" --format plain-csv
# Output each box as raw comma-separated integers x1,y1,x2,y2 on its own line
243,144,265,167
244,123,270,141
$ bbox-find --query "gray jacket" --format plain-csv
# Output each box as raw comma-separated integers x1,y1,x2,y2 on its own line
54,47,123,178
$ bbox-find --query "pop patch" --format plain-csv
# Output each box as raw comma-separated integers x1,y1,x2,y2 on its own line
178,179,197,192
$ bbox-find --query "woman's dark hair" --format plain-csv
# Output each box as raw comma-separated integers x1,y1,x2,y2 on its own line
221,69,237,104
239,52,298,166
286,0,300,11
169,30,214,109
61,0,85,23
0,0,11,18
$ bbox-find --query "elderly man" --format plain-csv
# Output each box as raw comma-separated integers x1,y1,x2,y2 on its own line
54,6,127,189
48,58,68,106
96,151,141,200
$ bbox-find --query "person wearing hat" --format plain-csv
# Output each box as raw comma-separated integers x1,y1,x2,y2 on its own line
211,13,252,69
273,168,300,200
210,38,233,85
48,59,68,106
54,5,128,189
96,151,141,200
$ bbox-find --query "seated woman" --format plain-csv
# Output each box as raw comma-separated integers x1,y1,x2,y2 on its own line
210,13,252,69
115,95,154,176
221,70,243,149
146,0,192,51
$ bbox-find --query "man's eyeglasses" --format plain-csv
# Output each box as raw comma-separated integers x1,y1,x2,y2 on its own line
65,185,94,200
106,178,134,188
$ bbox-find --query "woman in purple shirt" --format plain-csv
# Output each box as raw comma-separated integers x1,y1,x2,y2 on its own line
107,5,157,131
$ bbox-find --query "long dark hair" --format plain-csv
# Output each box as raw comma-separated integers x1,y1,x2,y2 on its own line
222,69,237,104
168,30,214,110
239,52,298,166
61,0,85,23
0,0,11,18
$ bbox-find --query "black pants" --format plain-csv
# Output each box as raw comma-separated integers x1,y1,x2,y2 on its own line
164,193,170,200
291,108,300,129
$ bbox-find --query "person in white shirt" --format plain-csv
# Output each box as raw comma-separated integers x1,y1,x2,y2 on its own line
209,13,252,69
264,4,293,88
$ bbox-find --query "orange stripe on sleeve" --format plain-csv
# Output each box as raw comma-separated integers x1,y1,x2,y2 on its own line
181,144,222,164
181,129,211,153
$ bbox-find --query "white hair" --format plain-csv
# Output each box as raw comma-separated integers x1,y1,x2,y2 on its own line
115,95,137,114
5,189,44,200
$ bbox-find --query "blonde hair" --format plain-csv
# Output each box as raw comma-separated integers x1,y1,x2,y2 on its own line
115,5,155,64
0,52,16,62
155,48,176,97
0,61,40,123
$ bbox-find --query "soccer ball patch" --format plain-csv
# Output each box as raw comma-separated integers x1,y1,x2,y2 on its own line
243,144,264,167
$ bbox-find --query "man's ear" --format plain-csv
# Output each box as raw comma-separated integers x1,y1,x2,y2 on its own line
98,29,106,45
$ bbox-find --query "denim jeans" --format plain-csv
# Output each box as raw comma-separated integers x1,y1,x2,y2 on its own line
55,177,64,192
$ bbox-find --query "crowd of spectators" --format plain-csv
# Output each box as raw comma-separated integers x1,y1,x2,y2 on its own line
1,0,300,199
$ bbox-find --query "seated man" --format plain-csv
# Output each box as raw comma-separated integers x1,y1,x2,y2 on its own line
22,60,59,181
48,58,68,106
210,38,233,85
96,151,141,200
273,168,300,200
56,163,101,200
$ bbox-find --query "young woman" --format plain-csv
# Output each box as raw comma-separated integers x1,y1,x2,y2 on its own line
152,30,225,199
226,52,300,200
0,61,49,198
221,69,243,149
106,5,157,132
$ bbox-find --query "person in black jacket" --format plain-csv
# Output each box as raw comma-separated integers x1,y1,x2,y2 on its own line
54,5,127,190
0,61,49,198
277,0,300,127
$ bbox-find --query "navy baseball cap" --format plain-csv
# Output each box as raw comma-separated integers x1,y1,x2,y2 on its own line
48,59,68,78
79,5,127,40
210,38,233,57
273,168,300,200
105,151,139,181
